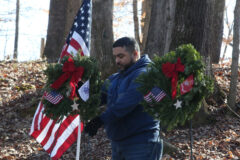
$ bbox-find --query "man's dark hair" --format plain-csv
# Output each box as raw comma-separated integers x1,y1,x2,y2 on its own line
113,37,140,54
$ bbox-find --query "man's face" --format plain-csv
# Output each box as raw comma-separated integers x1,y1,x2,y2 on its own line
113,47,135,71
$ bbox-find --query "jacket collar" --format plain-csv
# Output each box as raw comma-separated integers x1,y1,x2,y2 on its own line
120,54,151,76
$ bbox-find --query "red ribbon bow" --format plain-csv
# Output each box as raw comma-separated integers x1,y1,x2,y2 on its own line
162,58,185,99
51,57,84,100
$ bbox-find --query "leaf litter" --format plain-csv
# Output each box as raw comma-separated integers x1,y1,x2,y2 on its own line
0,60,239,160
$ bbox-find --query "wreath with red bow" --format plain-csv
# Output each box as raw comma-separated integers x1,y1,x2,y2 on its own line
42,55,103,121
136,44,213,130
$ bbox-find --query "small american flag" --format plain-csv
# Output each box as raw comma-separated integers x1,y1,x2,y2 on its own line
144,87,166,103
43,91,63,105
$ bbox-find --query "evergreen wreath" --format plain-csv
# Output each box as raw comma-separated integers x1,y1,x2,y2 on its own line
42,54,103,122
136,44,214,130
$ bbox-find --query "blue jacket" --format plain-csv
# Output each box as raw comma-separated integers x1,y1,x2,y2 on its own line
100,54,160,145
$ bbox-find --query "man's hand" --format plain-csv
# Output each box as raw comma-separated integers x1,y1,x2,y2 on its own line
84,116,103,137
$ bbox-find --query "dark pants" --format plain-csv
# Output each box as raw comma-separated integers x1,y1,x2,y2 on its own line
111,139,163,160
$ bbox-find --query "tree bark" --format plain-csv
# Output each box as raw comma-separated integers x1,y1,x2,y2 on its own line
44,0,82,62
221,23,233,63
91,0,115,79
133,0,141,50
144,0,176,58
144,0,224,62
211,0,225,64
228,0,240,110
13,0,20,60
170,0,207,56
170,0,224,65
141,0,152,53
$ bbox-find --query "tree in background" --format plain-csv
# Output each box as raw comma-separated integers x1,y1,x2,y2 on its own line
144,0,176,58
140,0,152,54
13,0,20,60
210,1,225,63
133,0,141,50
44,0,82,62
143,0,225,65
221,9,234,64
91,0,115,79
228,0,240,111
169,0,225,77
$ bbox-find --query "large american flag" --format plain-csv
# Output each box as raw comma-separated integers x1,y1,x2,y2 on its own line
60,0,92,59
30,0,92,159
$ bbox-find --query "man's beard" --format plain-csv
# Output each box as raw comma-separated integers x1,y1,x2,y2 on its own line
118,58,135,71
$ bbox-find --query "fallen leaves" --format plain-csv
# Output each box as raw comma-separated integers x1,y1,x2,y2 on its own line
0,60,239,160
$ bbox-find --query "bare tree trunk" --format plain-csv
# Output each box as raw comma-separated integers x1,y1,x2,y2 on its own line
91,0,115,79
13,0,19,60
169,0,224,64
44,0,82,62
4,29,9,60
222,8,234,63
141,0,152,53
133,0,141,50
221,23,233,63
40,38,45,59
210,0,225,64
228,0,240,110
144,0,176,58
144,0,224,61
170,0,207,56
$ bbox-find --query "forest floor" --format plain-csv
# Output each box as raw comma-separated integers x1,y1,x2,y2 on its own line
0,60,239,160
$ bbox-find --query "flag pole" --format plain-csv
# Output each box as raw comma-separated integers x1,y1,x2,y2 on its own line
189,120,193,160
76,115,81,159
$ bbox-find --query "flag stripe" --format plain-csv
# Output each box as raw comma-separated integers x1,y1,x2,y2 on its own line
40,120,57,147
38,106,44,130
60,45,71,60
155,93,166,101
46,115,77,153
52,127,79,160
43,120,62,151
67,31,90,57
69,37,82,52
37,119,54,143
31,115,51,141
50,115,79,158
30,102,51,139
72,31,89,56
30,102,42,135
67,45,78,57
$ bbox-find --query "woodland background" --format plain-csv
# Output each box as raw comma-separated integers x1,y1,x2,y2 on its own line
0,0,240,159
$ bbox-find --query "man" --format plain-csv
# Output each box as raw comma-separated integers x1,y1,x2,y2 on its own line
85,37,163,160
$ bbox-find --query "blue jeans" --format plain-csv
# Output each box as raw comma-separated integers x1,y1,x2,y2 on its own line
111,139,163,160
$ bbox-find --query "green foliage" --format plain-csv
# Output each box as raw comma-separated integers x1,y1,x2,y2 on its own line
136,44,214,130
42,55,103,122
